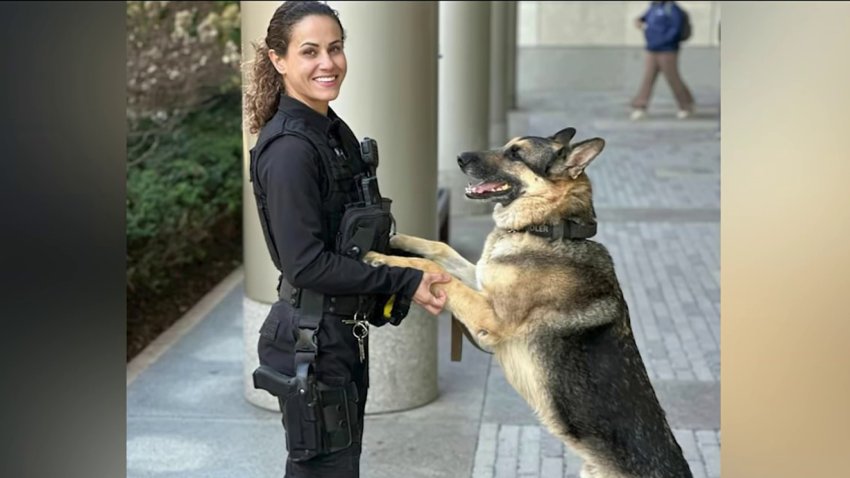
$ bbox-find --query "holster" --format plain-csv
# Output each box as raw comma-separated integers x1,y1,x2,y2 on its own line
254,284,362,461
253,365,360,462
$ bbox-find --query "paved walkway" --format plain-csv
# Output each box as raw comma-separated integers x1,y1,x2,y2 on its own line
127,90,720,477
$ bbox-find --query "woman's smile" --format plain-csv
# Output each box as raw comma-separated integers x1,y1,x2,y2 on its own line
313,74,339,87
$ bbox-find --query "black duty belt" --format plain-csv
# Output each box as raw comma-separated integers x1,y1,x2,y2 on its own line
279,279,361,316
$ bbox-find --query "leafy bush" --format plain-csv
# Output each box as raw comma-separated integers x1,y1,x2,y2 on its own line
127,93,243,295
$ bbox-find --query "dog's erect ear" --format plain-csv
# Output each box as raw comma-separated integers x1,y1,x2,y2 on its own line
550,127,576,146
563,138,605,179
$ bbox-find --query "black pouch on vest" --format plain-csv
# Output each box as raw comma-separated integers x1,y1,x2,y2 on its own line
336,197,398,326
336,197,394,261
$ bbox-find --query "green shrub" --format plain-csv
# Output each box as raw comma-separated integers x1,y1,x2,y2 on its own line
127,93,242,295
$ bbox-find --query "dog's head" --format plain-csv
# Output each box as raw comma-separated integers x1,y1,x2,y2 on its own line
458,127,604,224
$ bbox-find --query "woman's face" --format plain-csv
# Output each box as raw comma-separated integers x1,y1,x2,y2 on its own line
270,15,347,115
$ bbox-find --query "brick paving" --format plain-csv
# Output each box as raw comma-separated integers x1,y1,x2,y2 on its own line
473,424,720,478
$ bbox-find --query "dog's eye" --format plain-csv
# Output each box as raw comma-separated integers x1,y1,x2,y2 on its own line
509,145,522,160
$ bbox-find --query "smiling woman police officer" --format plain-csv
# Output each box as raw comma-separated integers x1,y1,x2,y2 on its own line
244,2,451,477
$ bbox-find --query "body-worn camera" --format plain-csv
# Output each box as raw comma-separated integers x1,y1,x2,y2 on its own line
358,138,380,206
359,137,378,169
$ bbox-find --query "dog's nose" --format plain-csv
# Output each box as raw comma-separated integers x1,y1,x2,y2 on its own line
457,153,475,168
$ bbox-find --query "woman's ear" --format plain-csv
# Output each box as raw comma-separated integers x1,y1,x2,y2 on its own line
268,49,286,75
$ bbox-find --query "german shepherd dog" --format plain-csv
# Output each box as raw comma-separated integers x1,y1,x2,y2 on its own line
364,128,693,477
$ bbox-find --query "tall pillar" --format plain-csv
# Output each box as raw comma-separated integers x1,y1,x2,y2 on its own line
489,1,508,148
505,1,518,111
327,1,440,413
241,1,287,412
439,1,491,216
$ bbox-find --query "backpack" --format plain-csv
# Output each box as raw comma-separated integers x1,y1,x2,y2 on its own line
665,2,692,42
678,4,692,41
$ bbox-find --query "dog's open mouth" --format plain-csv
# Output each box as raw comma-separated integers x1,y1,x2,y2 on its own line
465,180,512,199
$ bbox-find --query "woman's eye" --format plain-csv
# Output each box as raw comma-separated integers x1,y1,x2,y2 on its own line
302,49,317,57
329,45,342,53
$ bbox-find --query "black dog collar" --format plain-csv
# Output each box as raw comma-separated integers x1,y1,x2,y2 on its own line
506,220,597,241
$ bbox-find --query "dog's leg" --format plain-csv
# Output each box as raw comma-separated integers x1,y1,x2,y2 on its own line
580,461,628,478
579,463,598,478
364,251,510,347
389,234,477,288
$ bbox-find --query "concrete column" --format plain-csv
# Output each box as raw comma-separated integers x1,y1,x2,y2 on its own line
489,1,508,148
439,1,491,216
505,1,518,111
241,1,287,412
327,1,439,413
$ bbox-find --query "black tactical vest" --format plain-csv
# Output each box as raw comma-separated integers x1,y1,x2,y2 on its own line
248,109,371,272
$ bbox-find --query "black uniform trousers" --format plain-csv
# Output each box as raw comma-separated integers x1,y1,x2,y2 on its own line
258,299,370,478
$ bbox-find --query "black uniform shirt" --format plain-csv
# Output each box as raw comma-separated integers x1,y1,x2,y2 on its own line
255,95,423,304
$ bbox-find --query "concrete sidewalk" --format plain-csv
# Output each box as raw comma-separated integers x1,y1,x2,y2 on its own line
127,90,720,478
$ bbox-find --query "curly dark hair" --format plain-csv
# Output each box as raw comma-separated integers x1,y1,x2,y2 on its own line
244,1,346,134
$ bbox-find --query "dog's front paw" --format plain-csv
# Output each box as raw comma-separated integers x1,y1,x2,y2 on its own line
390,233,425,254
389,234,411,251
362,251,387,267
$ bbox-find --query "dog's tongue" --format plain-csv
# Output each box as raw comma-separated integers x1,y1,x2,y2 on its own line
469,181,505,194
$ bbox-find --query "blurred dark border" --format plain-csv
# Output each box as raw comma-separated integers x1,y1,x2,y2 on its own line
0,3,126,477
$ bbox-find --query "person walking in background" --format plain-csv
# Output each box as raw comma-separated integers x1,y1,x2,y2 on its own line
630,1,695,120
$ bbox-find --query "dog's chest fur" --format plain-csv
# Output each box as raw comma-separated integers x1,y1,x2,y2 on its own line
476,230,587,326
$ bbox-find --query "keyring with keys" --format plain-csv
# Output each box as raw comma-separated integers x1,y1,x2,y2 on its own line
343,312,370,362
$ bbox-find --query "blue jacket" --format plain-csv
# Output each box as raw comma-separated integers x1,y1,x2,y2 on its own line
641,2,684,52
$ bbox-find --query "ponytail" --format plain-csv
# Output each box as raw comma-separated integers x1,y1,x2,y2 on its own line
244,41,283,134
